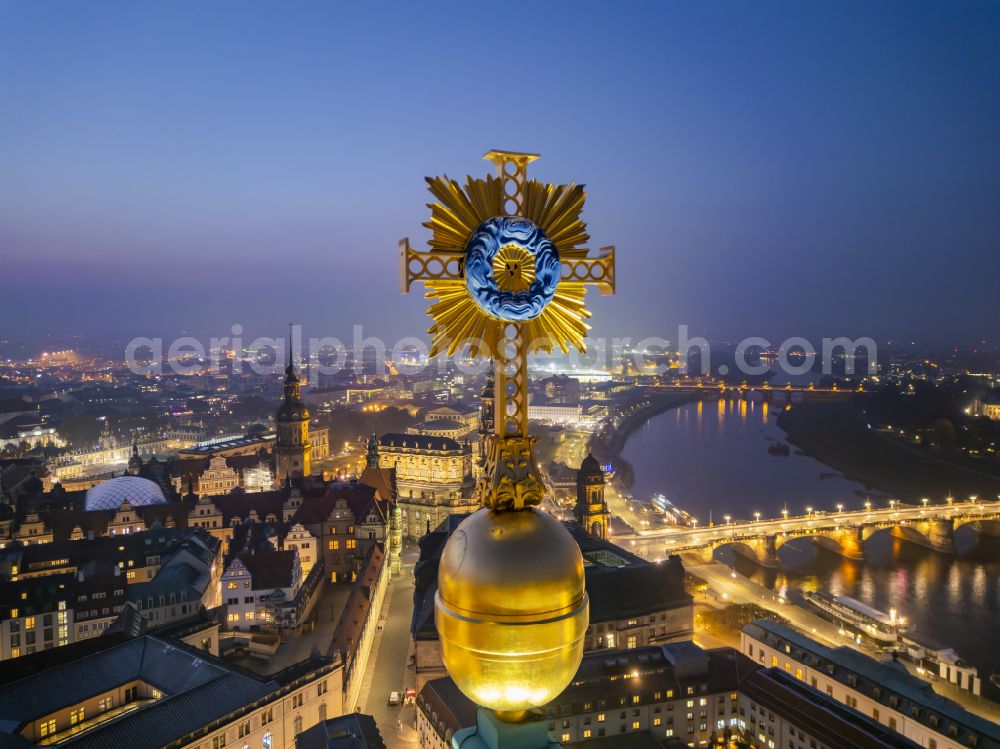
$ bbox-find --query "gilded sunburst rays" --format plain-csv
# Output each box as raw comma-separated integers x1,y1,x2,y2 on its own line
421,174,593,357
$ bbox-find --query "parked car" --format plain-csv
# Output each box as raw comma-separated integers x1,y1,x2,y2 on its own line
388,691,401,706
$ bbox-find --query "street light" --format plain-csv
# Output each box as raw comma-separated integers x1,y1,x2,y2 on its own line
864,499,872,511
754,511,761,523
724,514,732,526
921,498,928,508
781,509,789,521
890,499,897,510
836,503,843,513
806,506,813,517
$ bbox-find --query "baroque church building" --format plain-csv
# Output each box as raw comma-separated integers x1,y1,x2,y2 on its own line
575,453,611,539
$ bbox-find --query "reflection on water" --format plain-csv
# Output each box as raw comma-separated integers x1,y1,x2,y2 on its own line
624,399,1000,679
718,530,1000,681
622,398,869,521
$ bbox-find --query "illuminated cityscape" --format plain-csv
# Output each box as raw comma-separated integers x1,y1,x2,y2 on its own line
2,3,1000,749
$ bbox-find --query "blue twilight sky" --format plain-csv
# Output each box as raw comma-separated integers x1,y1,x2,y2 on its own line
1,1,998,347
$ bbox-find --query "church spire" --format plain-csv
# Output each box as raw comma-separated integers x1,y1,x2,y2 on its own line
285,322,298,382
366,432,379,470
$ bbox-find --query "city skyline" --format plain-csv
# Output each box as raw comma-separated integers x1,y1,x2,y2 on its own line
3,1,999,345
3,6,1000,749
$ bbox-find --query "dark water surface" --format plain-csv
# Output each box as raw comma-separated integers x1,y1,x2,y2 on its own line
622,399,1000,682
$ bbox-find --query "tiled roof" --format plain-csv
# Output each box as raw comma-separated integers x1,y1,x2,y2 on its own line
328,545,385,663
379,433,462,452
0,636,272,748
741,668,921,749
297,714,387,749
239,549,296,590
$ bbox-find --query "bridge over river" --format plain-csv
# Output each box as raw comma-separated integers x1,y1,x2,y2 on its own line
654,380,860,402
617,499,1000,566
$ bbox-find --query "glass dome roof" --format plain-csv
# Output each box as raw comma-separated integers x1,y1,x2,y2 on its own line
84,476,167,512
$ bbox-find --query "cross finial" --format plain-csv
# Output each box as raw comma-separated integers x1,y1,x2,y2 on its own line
397,151,617,511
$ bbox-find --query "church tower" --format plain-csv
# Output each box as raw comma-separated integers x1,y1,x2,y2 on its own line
274,341,311,485
128,440,142,476
365,431,379,471
575,453,610,539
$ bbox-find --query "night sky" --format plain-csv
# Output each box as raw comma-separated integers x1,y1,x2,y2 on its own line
2,1,998,347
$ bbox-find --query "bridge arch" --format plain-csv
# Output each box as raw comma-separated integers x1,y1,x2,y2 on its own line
774,527,866,561
953,518,1000,548
862,523,935,550
710,536,780,567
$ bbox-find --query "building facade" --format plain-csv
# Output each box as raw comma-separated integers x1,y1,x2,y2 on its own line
741,619,1000,749
377,433,476,539
417,641,926,749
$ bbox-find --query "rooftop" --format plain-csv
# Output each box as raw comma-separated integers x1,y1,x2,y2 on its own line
743,619,1000,747
296,714,387,749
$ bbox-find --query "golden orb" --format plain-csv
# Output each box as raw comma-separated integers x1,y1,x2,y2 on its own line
435,507,589,715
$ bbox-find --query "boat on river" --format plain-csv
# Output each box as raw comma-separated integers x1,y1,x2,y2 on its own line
651,493,695,526
803,590,907,644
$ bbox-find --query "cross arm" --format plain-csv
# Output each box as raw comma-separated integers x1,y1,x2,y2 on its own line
561,245,616,295
399,238,465,293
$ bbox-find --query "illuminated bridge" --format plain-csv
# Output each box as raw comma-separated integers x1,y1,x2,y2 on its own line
655,381,861,402
616,500,1000,567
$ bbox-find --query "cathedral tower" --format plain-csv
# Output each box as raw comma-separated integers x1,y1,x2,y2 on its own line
274,342,311,485
575,453,610,539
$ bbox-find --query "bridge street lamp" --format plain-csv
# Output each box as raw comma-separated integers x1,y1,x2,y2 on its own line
754,511,761,523
836,503,843,513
